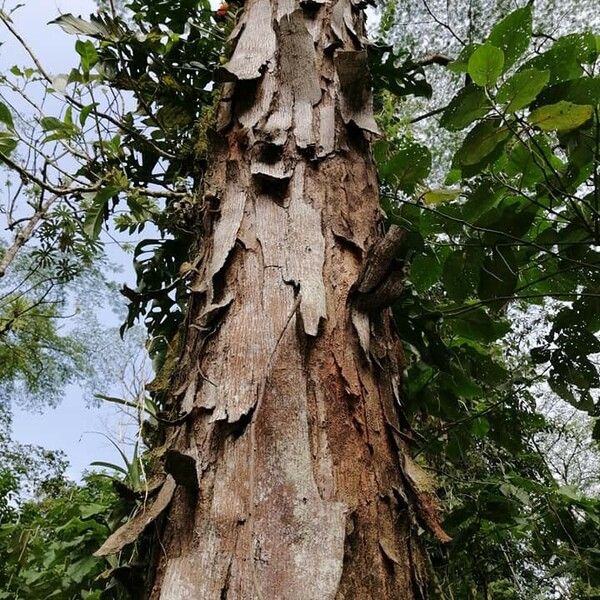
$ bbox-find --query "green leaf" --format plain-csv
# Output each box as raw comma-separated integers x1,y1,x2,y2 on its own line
477,247,518,310
83,187,120,240
79,103,98,127
488,5,532,70
529,101,593,131
534,77,600,108
455,118,511,166
447,43,478,73
422,188,461,204
0,102,15,130
410,251,444,292
471,416,491,438
449,308,510,343
156,101,193,129
75,40,98,73
41,115,79,142
378,139,432,194
523,33,597,84
0,131,17,154
66,556,99,584
90,461,127,475
496,69,550,112
440,84,492,130
79,503,108,519
504,144,543,188
557,485,581,501
443,252,471,302
41,116,65,131
468,43,504,87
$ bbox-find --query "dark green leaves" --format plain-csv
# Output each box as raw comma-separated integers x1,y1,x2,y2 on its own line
377,139,432,193
40,113,79,142
0,131,17,154
0,473,120,600
468,43,504,87
497,69,550,112
477,248,518,311
75,40,98,74
369,45,433,99
449,308,511,343
0,102,16,154
487,5,532,69
0,102,15,131
440,85,491,130
525,33,597,84
376,5,600,599
83,187,121,240
455,118,510,167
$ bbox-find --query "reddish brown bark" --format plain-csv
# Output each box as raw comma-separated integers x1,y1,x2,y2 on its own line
114,0,445,596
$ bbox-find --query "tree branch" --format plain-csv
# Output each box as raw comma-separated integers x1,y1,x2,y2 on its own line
0,194,59,278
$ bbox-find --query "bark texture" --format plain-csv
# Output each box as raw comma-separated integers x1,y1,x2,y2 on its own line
139,0,444,596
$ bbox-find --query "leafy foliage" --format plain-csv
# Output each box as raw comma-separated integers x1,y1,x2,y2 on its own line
0,473,125,600
375,2,600,597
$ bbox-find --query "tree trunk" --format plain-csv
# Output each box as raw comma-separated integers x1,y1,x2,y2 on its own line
146,0,443,596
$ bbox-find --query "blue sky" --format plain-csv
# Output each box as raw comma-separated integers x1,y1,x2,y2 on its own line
2,0,139,480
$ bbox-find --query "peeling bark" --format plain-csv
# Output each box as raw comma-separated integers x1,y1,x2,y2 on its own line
96,476,176,557
144,0,446,597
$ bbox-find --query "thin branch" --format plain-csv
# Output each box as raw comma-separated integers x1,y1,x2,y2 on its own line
388,195,600,272
0,11,177,161
409,105,447,124
420,0,465,45
0,195,59,278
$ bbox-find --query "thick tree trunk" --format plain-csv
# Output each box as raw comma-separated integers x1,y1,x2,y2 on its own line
144,0,443,596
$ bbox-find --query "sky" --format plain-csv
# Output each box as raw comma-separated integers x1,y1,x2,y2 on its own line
1,0,139,480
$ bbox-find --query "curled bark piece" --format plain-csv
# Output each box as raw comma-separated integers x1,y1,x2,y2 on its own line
277,0,297,20
193,296,234,331
238,71,276,131
95,476,177,556
191,167,246,298
251,159,293,183
379,538,401,565
218,0,276,81
165,450,199,491
354,269,405,312
317,100,336,157
402,456,452,544
351,308,371,358
334,49,380,134
279,11,321,106
216,82,236,131
330,0,348,44
250,142,292,182
356,225,406,294
262,84,293,146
